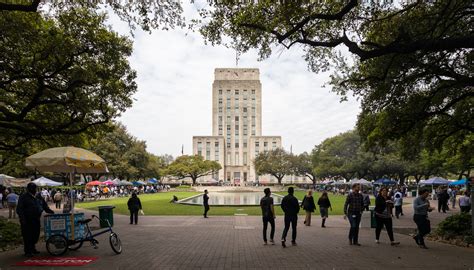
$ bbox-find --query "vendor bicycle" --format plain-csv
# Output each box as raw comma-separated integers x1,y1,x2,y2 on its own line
46,214,122,256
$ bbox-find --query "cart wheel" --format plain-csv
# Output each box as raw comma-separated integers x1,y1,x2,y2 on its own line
109,233,122,254
68,239,84,251
46,235,68,256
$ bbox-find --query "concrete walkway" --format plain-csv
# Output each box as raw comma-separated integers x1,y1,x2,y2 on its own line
0,203,473,270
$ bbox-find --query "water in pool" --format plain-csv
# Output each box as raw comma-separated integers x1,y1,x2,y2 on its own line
178,192,284,206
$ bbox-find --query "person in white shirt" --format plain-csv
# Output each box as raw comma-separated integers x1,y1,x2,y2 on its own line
459,192,471,213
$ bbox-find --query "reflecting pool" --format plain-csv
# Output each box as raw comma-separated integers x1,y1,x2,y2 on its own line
178,192,284,206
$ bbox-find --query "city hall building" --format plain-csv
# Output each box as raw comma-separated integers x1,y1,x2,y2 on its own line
192,68,288,185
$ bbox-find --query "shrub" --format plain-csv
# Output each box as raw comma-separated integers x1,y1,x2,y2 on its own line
436,213,472,240
0,217,23,251
176,185,191,189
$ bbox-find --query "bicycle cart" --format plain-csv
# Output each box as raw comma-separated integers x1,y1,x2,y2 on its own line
44,213,122,256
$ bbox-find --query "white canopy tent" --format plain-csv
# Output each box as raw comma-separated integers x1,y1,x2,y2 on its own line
32,176,63,187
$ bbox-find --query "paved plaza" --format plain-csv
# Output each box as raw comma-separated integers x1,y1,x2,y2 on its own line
0,201,473,270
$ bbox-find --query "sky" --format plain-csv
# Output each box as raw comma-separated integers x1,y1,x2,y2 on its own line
106,3,361,158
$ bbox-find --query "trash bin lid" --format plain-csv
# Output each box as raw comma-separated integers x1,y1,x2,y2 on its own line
98,206,115,209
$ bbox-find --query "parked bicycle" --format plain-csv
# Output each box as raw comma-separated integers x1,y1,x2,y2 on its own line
46,214,122,256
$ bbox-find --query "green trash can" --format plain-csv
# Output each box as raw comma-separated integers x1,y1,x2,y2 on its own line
369,206,376,228
412,190,417,197
98,206,115,228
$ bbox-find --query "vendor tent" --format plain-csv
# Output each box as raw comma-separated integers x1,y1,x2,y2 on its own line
133,181,146,186
120,180,133,186
350,178,372,186
449,179,467,186
86,180,102,186
374,178,397,185
1,178,30,187
32,176,63,187
148,178,158,184
419,177,450,185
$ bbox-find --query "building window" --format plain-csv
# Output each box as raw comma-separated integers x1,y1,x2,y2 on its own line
215,152,219,161
235,90,239,95
243,153,247,165
235,142,239,148
227,89,231,94
206,141,211,148
251,90,255,94
219,107,222,113
255,149,259,156
235,153,239,166
227,152,231,165
215,142,219,147
219,89,222,95
272,141,277,149
243,140,247,148
227,125,231,131
198,150,202,156
206,150,210,160
264,142,268,147
255,142,259,147
252,116,256,124
235,116,239,122
252,106,256,113
197,142,202,150
218,98,222,105
227,142,231,148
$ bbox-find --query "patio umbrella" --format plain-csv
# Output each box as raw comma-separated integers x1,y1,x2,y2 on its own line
86,180,103,186
133,181,146,186
32,176,63,187
25,146,108,174
102,180,115,186
112,178,122,185
420,177,450,185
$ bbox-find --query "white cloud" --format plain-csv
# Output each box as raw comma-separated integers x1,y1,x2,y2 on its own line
107,4,360,157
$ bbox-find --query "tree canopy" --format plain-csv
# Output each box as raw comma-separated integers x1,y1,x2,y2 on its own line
0,9,137,156
0,0,184,32
161,155,221,185
254,148,293,184
197,1,473,153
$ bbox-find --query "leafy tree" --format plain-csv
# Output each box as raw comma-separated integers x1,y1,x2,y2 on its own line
254,148,292,184
161,155,221,185
197,1,472,153
292,152,317,184
0,0,184,32
89,123,164,180
0,9,137,155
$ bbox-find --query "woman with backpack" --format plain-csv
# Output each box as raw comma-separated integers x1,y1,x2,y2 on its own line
301,190,316,226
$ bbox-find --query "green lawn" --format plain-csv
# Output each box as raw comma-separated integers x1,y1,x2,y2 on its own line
76,191,372,216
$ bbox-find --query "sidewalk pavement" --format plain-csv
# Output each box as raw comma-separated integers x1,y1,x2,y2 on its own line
0,202,472,269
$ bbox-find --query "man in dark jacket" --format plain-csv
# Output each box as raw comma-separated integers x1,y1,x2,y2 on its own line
16,183,54,257
280,187,299,247
127,192,142,225
203,190,210,218
344,184,364,246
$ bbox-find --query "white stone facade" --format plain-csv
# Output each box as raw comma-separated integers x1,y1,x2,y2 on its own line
191,68,312,185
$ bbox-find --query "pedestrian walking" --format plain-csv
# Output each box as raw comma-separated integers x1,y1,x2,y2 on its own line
393,192,403,218
53,189,62,209
459,192,471,213
260,188,275,245
374,187,400,246
203,190,210,218
16,183,54,257
127,193,142,225
301,190,316,226
6,188,19,219
413,189,435,249
344,184,364,246
317,191,332,228
281,187,299,247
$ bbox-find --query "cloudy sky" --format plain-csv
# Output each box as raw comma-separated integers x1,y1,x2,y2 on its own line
107,4,361,158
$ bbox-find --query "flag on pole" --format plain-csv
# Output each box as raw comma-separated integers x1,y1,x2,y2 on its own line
181,144,184,155
290,144,293,154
